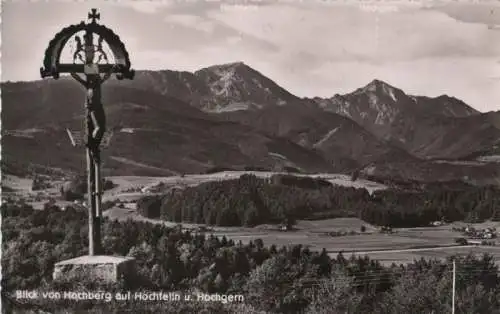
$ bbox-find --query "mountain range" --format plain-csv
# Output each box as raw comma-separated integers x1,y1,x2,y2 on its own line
2,61,499,185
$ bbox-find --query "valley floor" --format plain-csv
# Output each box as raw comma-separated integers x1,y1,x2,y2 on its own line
4,173,500,267
104,206,500,267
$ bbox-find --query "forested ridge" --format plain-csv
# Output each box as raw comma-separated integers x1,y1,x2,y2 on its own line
138,174,500,227
2,201,500,313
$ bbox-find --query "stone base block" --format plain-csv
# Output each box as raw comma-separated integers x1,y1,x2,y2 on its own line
53,255,136,284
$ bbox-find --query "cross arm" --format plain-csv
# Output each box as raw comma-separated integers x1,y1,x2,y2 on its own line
40,64,134,79
59,64,116,74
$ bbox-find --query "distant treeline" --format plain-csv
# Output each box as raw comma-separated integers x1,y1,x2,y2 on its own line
362,174,475,191
2,202,500,313
137,174,500,227
204,165,302,174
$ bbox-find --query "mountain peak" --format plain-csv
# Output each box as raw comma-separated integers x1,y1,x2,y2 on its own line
364,79,395,90
369,79,385,85
200,61,248,72
191,61,298,111
436,94,459,101
356,79,406,101
228,61,246,67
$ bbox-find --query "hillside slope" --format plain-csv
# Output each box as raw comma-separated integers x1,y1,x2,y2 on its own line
1,82,341,176
2,63,498,185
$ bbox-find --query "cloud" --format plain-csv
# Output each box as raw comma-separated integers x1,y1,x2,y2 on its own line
208,3,500,63
129,38,273,73
164,14,216,33
427,3,500,27
226,36,243,44
114,2,173,14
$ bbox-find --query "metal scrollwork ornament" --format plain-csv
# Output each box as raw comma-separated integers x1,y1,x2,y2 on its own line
40,8,134,80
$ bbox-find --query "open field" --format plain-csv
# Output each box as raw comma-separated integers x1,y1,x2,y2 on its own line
103,206,500,267
208,222,472,253
2,175,64,209
353,246,500,267
104,171,388,196
2,175,33,192
3,171,387,208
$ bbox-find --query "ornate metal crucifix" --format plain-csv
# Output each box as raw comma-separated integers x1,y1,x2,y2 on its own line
40,9,135,255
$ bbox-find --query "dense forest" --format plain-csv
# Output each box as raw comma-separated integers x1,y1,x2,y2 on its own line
137,174,500,227
3,201,500,313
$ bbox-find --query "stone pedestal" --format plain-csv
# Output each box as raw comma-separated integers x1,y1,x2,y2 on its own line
53,255,136,284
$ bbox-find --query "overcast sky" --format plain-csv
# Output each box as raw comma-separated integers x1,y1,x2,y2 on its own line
2,0,500,112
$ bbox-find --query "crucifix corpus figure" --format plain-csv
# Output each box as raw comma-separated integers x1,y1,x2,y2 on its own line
70,33,117,161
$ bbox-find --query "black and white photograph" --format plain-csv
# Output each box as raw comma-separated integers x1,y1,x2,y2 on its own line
2,0,500,313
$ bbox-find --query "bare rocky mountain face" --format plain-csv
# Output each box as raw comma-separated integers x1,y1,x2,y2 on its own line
312,79,499,159
2,62,499,185
111,62,299,112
